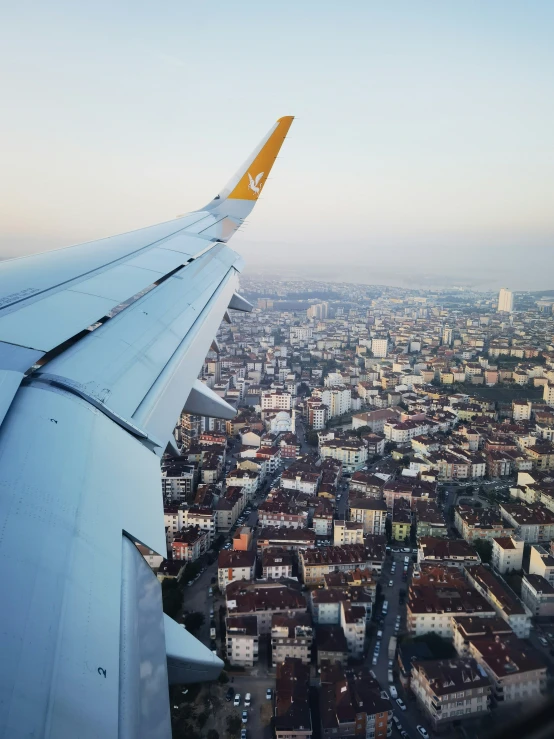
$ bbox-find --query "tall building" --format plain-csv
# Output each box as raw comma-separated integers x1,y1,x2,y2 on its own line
442,327,453,346
498,288,514,313
371,337,388,358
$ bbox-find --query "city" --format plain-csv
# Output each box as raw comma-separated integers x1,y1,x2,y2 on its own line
157,281,554,739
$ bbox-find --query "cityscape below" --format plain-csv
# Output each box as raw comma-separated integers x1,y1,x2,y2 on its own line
160,278,554,739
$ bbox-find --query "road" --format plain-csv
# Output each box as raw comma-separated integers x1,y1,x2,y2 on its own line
367,551,431,739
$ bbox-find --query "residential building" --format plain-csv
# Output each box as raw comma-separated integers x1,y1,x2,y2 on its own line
392,498,412,541
217,549,256,590
262,548,294,580
257,527,317,552
333,520,364,546
528,544,554,586
417,537,481,569
499,502,554,543
491,536,524,574
415,500,447,538
170,526,209,562
275,658,312,739
452,616,514,657
271,613,313,666
225,615,259,667
497,288,514,313
300,544,381,585
348,498,388,536
161,460,197,503
464,565,532,638
348,471,384,497
407,565,495,637
411,658,491,729
226,581,307,635
315,627,349,666
340,601,366,658
520,574,554,617
232,525,253,551
454,506,515,543
320,437,368,473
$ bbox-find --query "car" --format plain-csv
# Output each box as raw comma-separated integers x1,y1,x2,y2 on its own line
400,731,408,739
417,726,429,738
210,609,214,618
266,688,272,700
389,685,398,699
245,693,251,707
392,715,401,728
388,660,393,667
377,630,383,638
208,587,213,596
372,656,378,665
404,556,409,564
234,694,241,706
402,547,410,553
388,580,393,587
226,687,235,702
380,690,389,700
241,730,247,739
538,636,548,646
370,670,377,679
396,698,406,711
241,711,248,724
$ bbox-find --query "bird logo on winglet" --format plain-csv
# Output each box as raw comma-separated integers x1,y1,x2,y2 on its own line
248,172,264,195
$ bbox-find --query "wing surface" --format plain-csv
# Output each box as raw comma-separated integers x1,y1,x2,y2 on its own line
0,116,293,739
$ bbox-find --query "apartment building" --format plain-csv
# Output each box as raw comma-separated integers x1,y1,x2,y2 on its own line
310,585,373,625
256,526,317,552
407,565,495,637
313,502,334,536
340,601,366,658
417,537,481,569
528,543,554,586
161,460,197,503
411,658,491,729
232,526,253,551
315,627,349,666
225,615,259,667
300,544,377,585
468,637,546,705
259,498,309,529
217,549,256,590
226,581,307,635
392,498,412,541
275,658,312,739
520,574,554,617
226,468,259,502
349,471,385,497
352,408,401,433
320,663,392,739
454,505,515,543
499,502,554,543
491,536,524,574
281,468,321,495
262,547,294,579
464,565,532,638
320,437,368,473
170,526,209,562
215,486,244,532
333,520,364,546
271,613,313,666
321,387,352,419
262,390,292,411
348,498,388,535
415,500,447,538
452,616,514,657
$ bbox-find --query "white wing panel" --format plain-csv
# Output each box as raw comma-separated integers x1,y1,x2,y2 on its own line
0,290,118,351
67,263,162,301
36,244,239,436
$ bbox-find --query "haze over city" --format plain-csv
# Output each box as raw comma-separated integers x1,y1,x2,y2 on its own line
2,1,554,290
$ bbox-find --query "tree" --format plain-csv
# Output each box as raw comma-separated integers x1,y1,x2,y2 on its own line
197,712,209,729
411,632,456,659
355,425,372,438
226,714,242,736
306,430,319,447
207,731,220,739
217,670,229,684
183,611,205,633
473,538,493,564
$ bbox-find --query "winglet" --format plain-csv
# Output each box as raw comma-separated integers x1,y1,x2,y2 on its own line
205,116,294,213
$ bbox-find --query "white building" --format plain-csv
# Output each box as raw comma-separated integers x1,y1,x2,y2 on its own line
321,387,352,418
261,390,292,411
333,520,364,546
498,288,514,313
491,536,524,574
340,601,365,658
371,338,388,358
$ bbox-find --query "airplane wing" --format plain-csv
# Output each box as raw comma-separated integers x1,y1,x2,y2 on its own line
0,116,294,739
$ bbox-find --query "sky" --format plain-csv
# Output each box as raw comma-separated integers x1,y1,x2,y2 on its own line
1,1,554,290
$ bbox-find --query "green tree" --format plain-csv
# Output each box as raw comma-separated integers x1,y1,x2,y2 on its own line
411,632,456,659
217,671,229,684
473,539,493,564
355,425,372,437
184,611,205,633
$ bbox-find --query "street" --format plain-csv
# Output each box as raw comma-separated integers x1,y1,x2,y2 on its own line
367,551,430,739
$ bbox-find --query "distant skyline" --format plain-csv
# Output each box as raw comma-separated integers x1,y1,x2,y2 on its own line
2,1,554,289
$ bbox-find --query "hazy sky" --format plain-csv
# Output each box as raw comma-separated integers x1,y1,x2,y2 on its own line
1,1,554,289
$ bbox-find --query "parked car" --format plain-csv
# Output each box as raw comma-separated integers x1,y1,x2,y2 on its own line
245,693,251,707
417,726,429,738
396,698,406,711
388,580,393,587
372,656,378,666
266,688,272,700
241,730,247,739
377,630,383,638
226,687,234,702
234,694,241,707
389,686,398,699
380,690,389,700
538,636,548,646
241,711,248,724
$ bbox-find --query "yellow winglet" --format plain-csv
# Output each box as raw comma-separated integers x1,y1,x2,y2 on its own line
227,116,294,201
